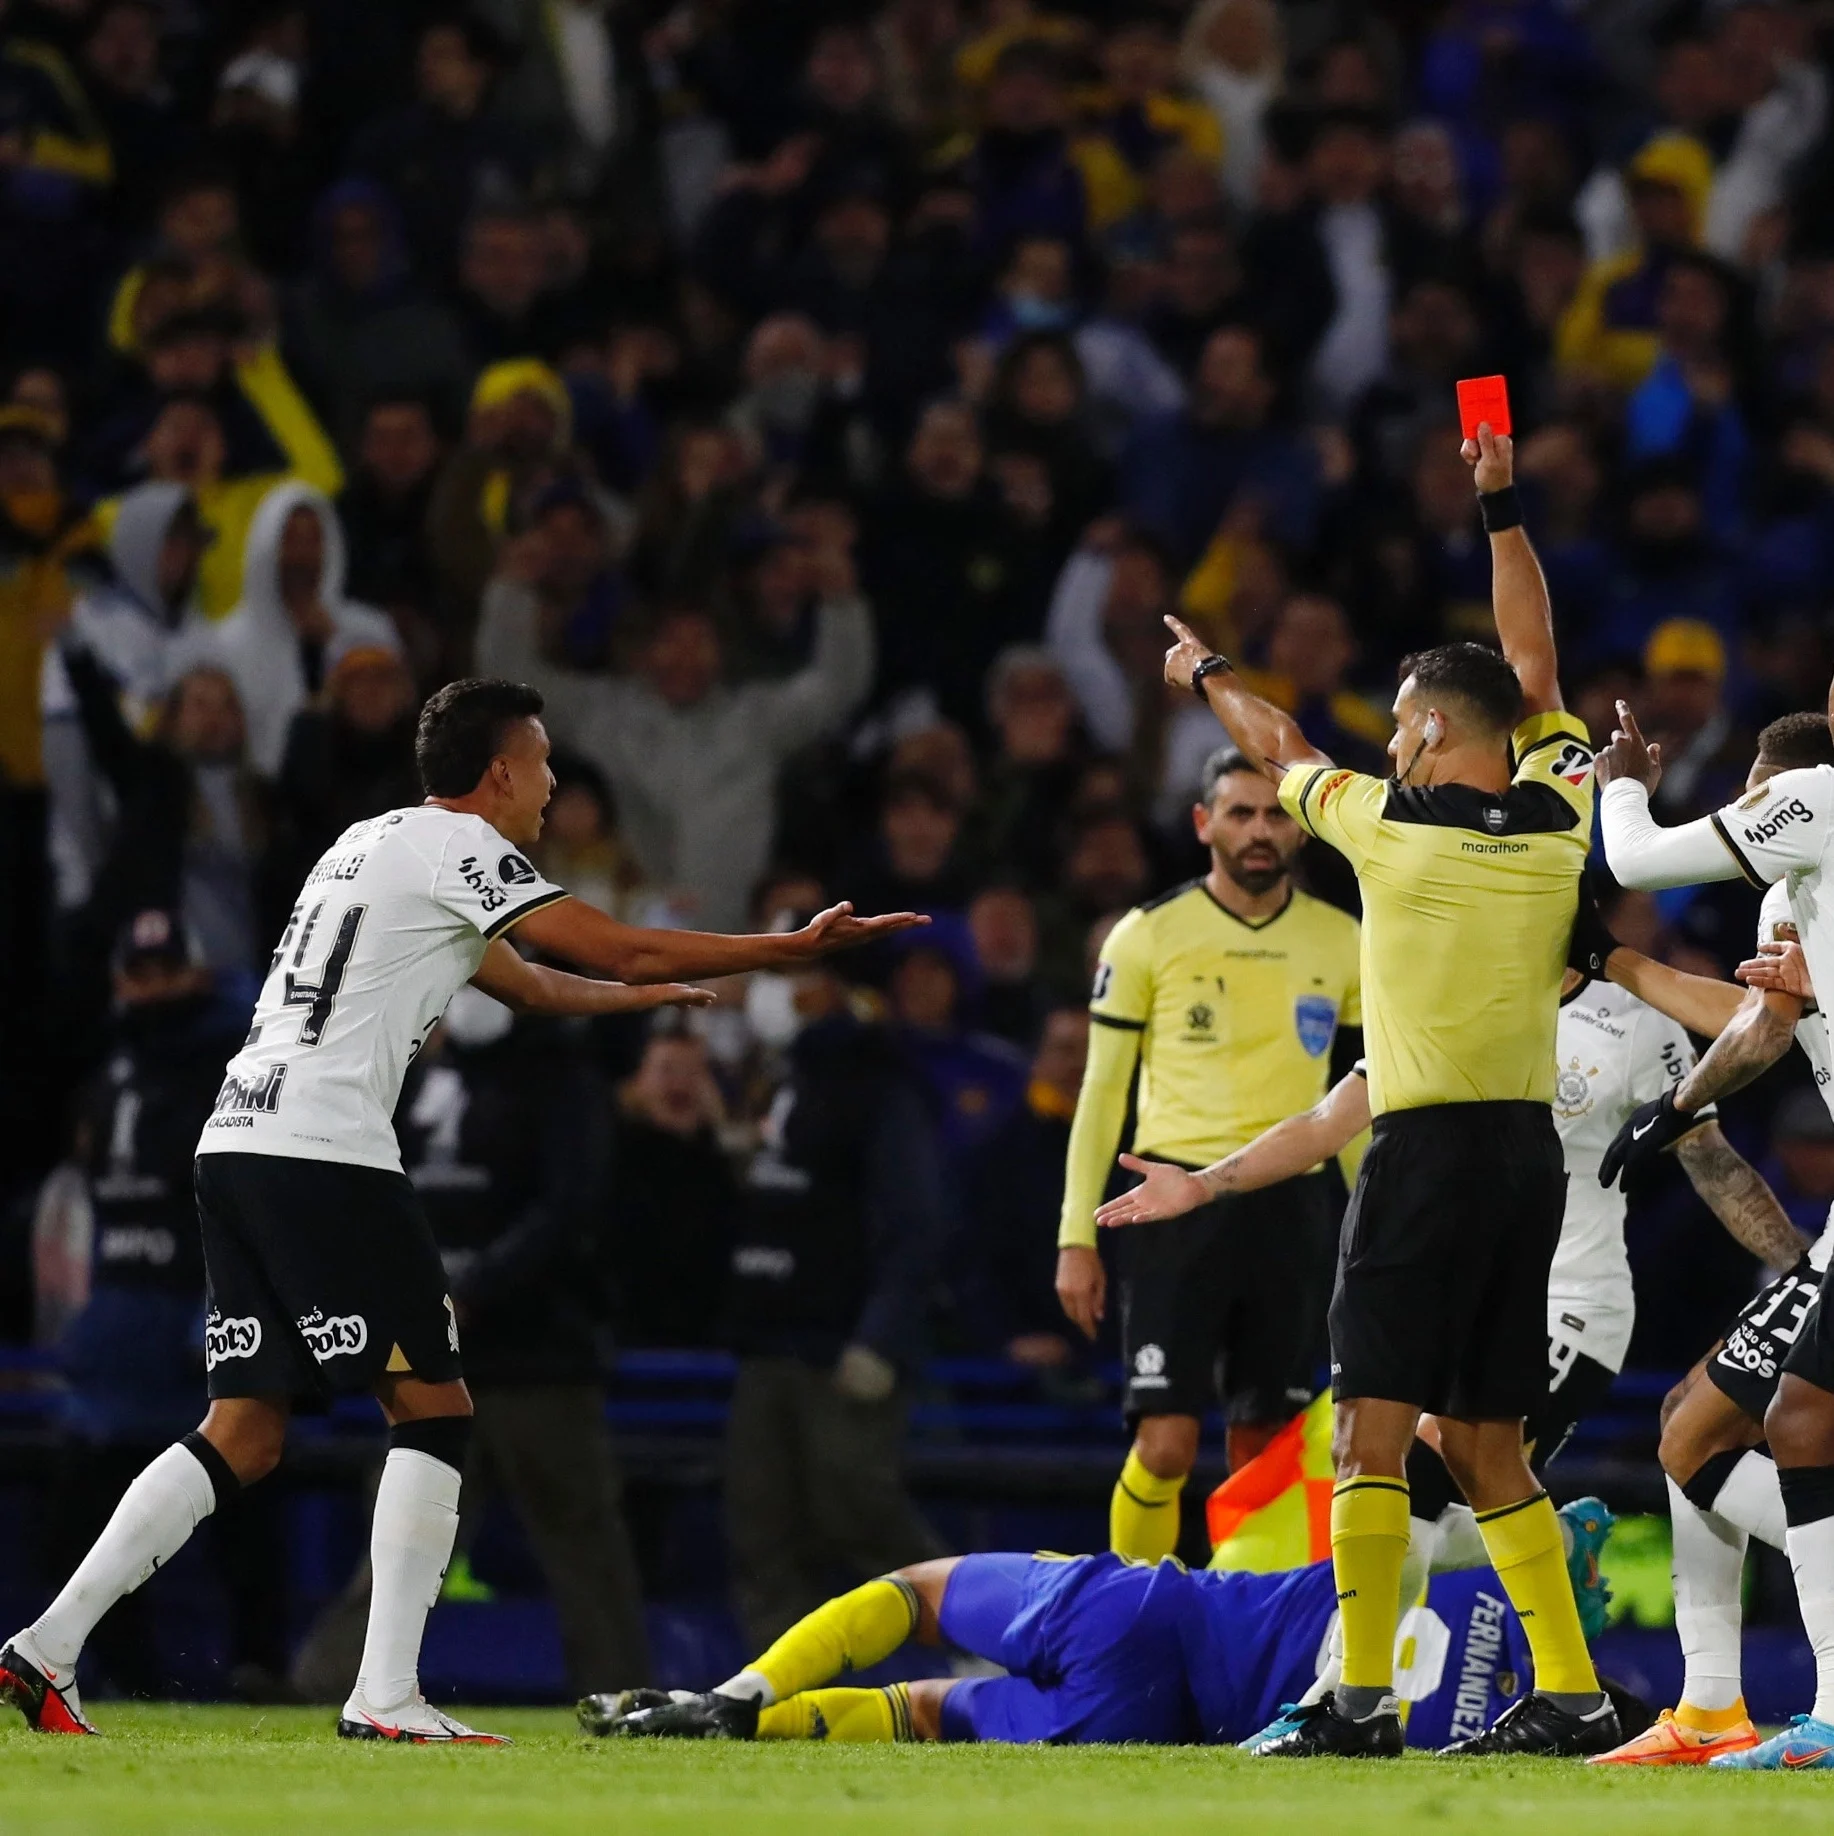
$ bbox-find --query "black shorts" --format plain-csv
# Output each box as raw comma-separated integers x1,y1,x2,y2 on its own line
1330,1101,1565,1419
1118,1169,1335,1426
194,1152,463,1399
1708,1253,1824,1420
1407,1339,1620,1518
1782,1260,1834,1394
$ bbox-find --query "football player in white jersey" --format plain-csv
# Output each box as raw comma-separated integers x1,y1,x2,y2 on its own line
1598,697,1834,1770
1096,933,1799,1706
0,679,925,1743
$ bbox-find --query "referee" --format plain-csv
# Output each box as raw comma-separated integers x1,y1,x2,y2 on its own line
1056,748,1360,1561
1159,424,1615,1759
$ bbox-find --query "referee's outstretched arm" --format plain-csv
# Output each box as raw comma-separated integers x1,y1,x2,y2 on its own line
1465,423,1562,716
1159,616,1331,782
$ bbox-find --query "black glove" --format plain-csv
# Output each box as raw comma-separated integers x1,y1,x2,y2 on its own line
1567,876,1619,980
1598,1088,1697,1190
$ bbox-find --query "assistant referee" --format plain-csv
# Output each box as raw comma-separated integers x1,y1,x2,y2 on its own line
1158,425,1614,1759
1056,748,1360,1561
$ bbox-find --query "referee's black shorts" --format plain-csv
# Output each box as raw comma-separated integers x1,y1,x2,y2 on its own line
1119,1169,1336,1427
1329,1100,1565,1420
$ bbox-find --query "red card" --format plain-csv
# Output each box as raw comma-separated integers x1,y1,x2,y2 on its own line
1457,374,1511,440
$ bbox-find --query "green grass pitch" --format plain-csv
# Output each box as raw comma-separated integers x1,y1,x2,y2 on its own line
6,1707,1834,1836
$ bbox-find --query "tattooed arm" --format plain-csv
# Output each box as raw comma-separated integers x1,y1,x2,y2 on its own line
1674,1120,1812,1267
1672,987,1801,1114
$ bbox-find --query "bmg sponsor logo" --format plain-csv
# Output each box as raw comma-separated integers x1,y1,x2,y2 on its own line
297,1309,369,1363
1742,797,1814,847
204,1314,262,1369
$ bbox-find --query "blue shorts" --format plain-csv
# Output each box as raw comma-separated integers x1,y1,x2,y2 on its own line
936,1553,1199,1745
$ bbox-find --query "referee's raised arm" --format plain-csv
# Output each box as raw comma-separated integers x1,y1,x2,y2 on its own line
1159,618,1333,781
1464,423,1561,715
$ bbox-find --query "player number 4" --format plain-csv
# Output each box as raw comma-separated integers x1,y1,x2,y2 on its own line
282,904,367,1046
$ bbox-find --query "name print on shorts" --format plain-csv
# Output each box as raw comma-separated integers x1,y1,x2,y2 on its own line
297,1309,369,1363
204,1314,262,1369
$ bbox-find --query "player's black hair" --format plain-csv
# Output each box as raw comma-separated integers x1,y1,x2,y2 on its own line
1200,746,1258,801
1756,710,1834,772
416,677,545,796
1397,642,1523,736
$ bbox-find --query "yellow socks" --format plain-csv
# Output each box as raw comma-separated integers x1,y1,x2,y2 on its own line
1332,1476,1411,1690
757,1684,913,1741
753,1577,920,1702
1111,1448,1185,1562
1476,1491,1599,1696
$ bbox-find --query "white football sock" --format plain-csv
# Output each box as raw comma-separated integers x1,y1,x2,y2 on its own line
1710,1451,1787,1552
1668,1474,1747,1711
1302,1516,1439,1707
716,1667,776,1705
353,1448,461,1712
1786,1513,1834,1724
29,1442,219,1672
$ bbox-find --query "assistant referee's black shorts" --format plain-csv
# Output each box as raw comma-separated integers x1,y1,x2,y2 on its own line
1329,1100,1565,1419
1119,1169,1335,1426
194,1152,463,1399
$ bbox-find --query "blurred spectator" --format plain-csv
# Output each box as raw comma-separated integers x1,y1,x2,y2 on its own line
724,951,946,1646
283,180,470,454
529,749,642,919
968,883,1050,1047
81,0,194,235
843,769,974,919
604,1027,737,1348
1595,464,1742,669
50,908,284,1698
1179,0,1282,210
1352,276,1484,485
451,203,571,368
198,482,402,778
480,481,626,674
1237,593,1390,775
481,595,872,931
983,331,1111,543
1119,323,1320,561
957,1004,1091,1362
42,484,206,910
336,396,444,653
1638,619,1751,823
1760,1089,1834,1246
977,643,1085,890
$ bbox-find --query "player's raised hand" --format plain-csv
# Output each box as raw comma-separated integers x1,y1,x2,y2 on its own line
1162,615,1213,692
1460,422,1514,492
795,901,930,954
1737,938,1816,1001
1595,699,1663,793
1096,1153,1211,1227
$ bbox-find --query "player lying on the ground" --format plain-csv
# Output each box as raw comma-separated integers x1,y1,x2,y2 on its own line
580,1506,1627,1751
1595,691,1834,1770
0,679,926,1744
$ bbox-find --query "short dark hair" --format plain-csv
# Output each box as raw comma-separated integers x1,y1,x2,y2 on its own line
1200,746,1258,802
415,678,543,797
1398,642,1523,735
1757,711,1834,773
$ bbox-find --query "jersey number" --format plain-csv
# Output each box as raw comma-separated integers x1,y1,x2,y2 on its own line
281,903,367,1046
1749,1275,1819,1347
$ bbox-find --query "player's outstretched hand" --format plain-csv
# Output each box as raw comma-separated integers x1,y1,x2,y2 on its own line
1460,421,1514,492
1161,615,1212,692
1595,699,1663,793
1096,1153,1211,1228
644,984,717,1009
1737,938,1815,1001
1598,1088,1698,1190
795,901,929,954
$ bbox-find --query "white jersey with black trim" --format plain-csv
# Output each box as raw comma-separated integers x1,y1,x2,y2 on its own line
1544,978,1708,1373
196,806,567,1171
1758,879,1834,1275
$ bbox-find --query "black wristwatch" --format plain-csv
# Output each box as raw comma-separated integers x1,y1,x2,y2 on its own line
1190,653,1233,699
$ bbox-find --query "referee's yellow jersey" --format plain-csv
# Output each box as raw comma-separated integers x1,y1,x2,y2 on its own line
1058,882,1360,1247
1277,709,1595,1118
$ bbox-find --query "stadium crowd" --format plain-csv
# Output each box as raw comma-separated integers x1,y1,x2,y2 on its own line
5,0,1834,1702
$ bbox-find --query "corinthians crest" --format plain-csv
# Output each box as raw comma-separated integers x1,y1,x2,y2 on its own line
1553,1056,1597,1119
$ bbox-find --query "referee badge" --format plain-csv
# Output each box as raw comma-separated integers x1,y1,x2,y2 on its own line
1294,995,1337,1057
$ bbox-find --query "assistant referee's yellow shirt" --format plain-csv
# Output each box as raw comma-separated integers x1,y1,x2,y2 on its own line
1278,709,1595,1117
1058,881,1360,1246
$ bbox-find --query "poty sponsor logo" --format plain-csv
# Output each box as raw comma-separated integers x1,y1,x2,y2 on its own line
205,1315,262,1368
1742,798,1814,847
297,1310,369,1363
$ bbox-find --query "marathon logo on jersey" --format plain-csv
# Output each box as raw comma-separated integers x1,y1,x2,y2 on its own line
297,1308,369,1364
498,853,538,886
1741,796,1814,848
1294,994,1337,1057
204,1313,262,1369
1447,1591,1512,1743
1131,1343,1169,1389
208,1064,287,1121
457,856,508,914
